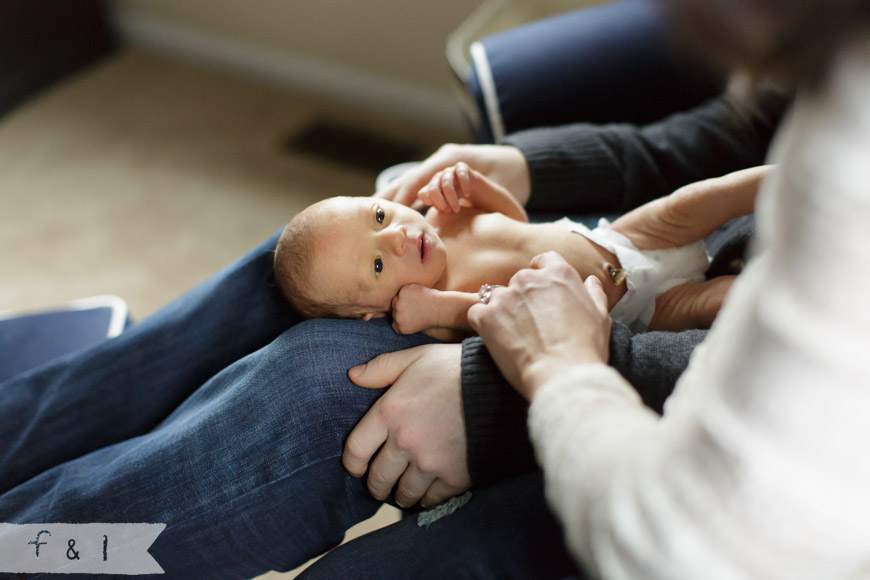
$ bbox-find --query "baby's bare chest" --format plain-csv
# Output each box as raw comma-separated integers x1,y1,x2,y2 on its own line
439,214,546,291
437,214,616,293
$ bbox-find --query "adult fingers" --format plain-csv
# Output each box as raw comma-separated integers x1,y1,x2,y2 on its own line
393,466,436,508
420,480,465,509
364,440,411,501
584,275,610,316
347,346,425,389
466,298,492,331
375,178,417,207
529,250,571,270
375,167,433,207
343,347,427,477
342,401,390,477
375,145,464,206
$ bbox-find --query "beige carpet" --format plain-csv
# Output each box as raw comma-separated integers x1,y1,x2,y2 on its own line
0,47,463,578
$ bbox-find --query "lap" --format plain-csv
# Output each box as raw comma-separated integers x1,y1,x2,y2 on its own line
0,318,439,578
0,230,295,491
300,471,583,580
0,228,447,577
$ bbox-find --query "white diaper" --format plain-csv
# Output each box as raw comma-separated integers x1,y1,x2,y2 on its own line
559,218,710,332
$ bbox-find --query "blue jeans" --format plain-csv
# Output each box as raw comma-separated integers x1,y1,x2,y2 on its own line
0,232,429,577
300,471,581,580
0,2,701,575
0,232,581,579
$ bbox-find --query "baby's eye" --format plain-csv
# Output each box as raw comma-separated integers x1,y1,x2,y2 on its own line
374,257,383,276
375,207,386,225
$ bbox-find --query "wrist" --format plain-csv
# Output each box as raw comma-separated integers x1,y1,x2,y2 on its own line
521,353,606,400
437,291,479,330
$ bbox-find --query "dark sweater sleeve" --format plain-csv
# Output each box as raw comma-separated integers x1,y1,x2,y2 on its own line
461,337,538,488
461,324,707,487
462,88,785,487
502,87,790,215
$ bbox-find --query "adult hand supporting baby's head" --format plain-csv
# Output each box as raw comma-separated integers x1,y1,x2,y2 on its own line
374,144,531,210
468,251,612,401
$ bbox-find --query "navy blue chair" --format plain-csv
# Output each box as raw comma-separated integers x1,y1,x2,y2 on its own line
464,0,725,142
0,295,130,382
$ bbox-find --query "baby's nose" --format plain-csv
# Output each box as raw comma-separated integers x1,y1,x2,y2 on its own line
387,226,407,256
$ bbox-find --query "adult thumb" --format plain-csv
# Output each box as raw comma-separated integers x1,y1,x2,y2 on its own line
584,275,610,316
347,346,424,389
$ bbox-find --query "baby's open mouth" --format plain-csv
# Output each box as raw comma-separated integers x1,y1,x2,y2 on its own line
419,233,429,263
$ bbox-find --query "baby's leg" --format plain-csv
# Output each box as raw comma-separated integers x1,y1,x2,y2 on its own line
611,166,769,250
648,276,736,331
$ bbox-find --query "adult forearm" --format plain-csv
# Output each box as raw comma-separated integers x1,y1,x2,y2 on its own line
528,50,870,576
460,337,538,488
503,87,789,215
460,323,705,486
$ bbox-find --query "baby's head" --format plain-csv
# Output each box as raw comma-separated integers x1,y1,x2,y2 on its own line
274,196,447,319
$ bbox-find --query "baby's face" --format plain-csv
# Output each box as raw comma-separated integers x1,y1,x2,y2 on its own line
309,197,448,315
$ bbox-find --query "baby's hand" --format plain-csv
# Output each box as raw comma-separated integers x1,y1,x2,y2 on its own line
417,161,528,223
417,162,474,213
391,284,439,334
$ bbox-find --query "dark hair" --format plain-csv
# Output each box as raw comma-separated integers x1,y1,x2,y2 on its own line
658,0,870,88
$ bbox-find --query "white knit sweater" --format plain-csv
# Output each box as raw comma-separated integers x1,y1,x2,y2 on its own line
528,38,870,580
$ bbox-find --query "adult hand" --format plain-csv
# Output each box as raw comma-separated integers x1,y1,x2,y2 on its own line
468,252,612,401
375,144,531,209
343,344,471,508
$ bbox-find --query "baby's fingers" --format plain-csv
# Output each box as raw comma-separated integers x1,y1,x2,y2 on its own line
418,171,450,213
417,187,432,207
439,166,461,212
455,162,472,198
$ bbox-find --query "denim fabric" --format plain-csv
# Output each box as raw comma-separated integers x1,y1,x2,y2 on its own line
302,471,585,580
0,231,436,579
0,231,295,494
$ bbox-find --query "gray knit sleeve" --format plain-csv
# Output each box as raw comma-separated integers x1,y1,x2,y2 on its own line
461,323,707,487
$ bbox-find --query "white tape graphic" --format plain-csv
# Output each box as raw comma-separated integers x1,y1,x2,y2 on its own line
0,523,165,574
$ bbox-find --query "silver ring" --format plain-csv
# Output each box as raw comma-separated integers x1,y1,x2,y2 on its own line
478,284,503,305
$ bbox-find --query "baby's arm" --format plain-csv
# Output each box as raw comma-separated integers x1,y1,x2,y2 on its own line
419,162,529,223
391,284,479,338
610,165,773,250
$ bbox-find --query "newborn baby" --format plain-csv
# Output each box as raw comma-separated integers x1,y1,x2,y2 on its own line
274,162,767,340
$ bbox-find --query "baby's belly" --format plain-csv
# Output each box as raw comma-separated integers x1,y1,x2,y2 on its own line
531,223,628,307
529,224,611,273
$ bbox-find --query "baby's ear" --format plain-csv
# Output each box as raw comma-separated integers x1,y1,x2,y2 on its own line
361,312,387,321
